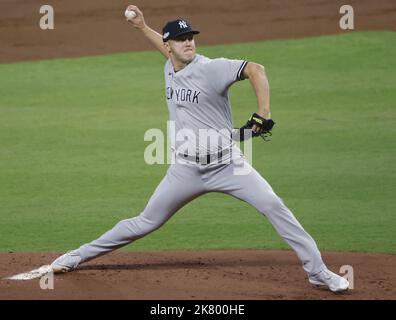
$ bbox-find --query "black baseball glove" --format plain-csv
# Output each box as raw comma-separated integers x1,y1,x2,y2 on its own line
233,113,275,141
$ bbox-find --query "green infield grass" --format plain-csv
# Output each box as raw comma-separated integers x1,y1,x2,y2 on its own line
0,31,395,254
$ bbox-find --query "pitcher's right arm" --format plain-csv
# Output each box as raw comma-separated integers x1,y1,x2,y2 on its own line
126,5,169,59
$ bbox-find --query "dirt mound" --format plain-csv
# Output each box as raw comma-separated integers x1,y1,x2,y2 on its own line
1,0,395,63
0,250,395,299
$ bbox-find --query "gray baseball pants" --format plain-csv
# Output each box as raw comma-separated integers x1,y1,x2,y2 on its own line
77,148,325,276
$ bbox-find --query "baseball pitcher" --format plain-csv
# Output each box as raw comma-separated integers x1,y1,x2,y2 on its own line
50,5,349,293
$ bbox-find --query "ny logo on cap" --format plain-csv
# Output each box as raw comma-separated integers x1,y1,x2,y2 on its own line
179,20,188,29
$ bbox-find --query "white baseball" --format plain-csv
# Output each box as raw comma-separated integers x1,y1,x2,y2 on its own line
125,9,137,21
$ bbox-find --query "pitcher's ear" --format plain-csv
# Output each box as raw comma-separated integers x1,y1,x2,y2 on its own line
164,41,171,53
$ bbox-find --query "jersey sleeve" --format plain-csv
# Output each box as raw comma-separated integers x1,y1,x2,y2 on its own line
208,58,248,94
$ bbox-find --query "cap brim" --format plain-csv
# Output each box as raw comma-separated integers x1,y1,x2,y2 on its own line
166,30,200,41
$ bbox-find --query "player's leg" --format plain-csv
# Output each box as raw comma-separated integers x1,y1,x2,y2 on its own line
206,154,349,291
51,161,206,272
205,155,325,276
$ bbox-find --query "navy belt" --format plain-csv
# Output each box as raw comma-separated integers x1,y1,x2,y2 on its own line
178,148,232,165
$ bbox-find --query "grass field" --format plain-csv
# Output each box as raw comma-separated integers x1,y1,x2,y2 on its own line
0,31,395,254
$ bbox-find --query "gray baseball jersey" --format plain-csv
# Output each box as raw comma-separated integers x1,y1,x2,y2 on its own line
165,54,247,155
74,54,326,277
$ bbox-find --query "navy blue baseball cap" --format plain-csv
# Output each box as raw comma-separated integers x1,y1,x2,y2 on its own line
162,19,200,42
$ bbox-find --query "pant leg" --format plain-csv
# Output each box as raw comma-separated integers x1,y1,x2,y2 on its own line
78,162,206,262
204,155,325,276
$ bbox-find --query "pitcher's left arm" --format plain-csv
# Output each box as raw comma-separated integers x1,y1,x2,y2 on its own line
243,62,271,121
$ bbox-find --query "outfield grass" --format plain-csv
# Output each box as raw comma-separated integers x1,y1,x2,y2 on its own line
0,31,395,254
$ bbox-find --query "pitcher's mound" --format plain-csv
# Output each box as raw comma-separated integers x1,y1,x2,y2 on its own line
0,250,395,299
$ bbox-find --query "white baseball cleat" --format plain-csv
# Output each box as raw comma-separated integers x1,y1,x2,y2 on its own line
309,268,350,292
51,250,82,273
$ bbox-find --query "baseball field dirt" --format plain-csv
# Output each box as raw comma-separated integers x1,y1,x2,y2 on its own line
1,0,395,300
1,0,396,63
1,251,395,299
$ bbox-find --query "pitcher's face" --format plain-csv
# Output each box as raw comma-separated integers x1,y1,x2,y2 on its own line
166,33,196,64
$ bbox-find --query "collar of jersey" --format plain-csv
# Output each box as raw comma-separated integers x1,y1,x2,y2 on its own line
172,54,199,75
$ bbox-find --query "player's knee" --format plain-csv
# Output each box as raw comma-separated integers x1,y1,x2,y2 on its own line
256,193,284,215
116,216,162,239
137,215,163,234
